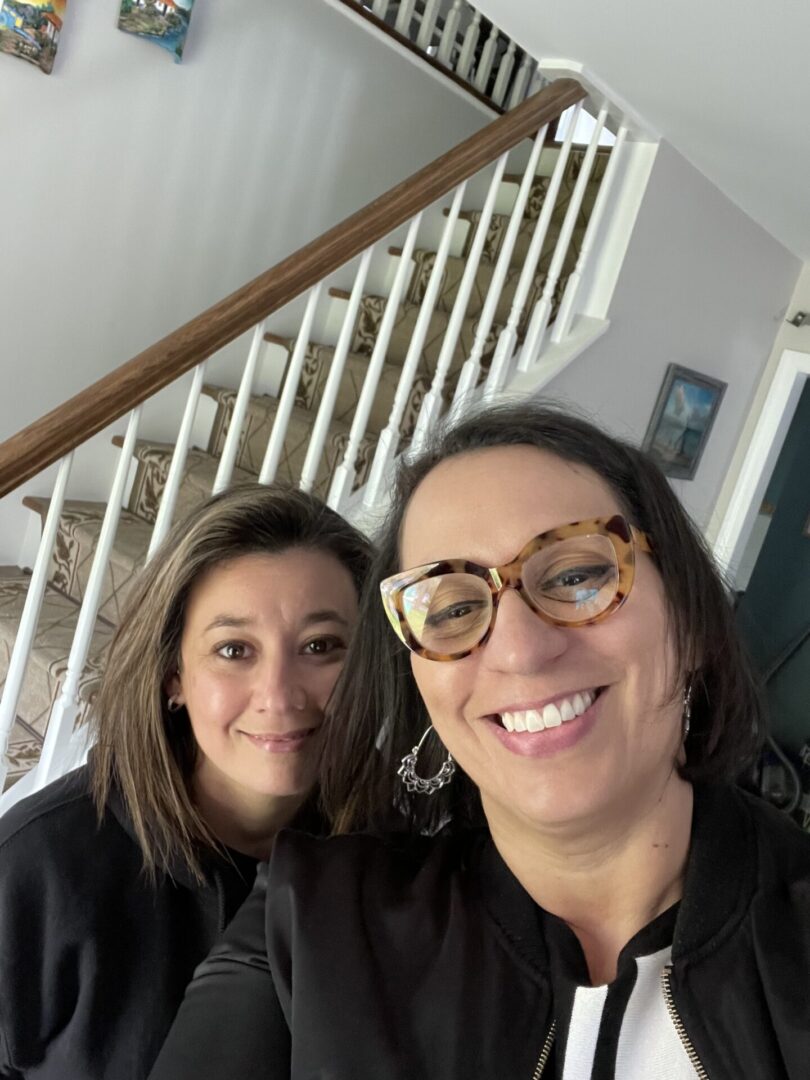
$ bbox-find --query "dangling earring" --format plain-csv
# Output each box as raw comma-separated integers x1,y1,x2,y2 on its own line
398,726,456,795
682,680,693,741
167,696,182,713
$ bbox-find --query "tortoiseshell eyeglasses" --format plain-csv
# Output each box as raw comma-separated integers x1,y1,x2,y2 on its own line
380,514,652,662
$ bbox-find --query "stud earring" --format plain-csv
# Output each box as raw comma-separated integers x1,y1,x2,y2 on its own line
398,726,456,795
167,696,182,713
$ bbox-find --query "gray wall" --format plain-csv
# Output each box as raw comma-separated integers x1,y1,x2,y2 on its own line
545,140,801,530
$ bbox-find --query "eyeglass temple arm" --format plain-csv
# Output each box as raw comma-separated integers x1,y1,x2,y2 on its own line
631,525,653,554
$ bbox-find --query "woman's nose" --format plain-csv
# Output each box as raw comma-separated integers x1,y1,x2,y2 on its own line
253,656,308,714
481,588,569,674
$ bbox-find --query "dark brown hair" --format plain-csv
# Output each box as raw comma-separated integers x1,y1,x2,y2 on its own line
91,482,373,879
320,401,763,835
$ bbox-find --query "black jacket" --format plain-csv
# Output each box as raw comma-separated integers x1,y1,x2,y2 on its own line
0,765,259,1079
150,784,810,1080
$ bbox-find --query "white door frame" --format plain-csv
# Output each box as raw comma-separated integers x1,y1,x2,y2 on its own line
712,348,810,582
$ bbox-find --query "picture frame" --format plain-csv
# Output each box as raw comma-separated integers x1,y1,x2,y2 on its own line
642,363,727,480
0,0,67,75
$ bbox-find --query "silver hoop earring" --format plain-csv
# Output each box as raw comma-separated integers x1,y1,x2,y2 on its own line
167,696,182,713
682,681,693,740
398,726,456,796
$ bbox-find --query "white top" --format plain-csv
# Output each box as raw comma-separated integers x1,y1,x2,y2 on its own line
544,905,699,1078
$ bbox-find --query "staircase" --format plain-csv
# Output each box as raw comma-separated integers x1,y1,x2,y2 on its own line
0,65,657,809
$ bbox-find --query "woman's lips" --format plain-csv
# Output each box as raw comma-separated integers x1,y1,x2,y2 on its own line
240,728,318,753
486,689,604,758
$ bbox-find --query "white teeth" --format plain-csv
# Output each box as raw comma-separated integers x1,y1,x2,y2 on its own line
498,689,599,733
543,703,562,728
525,709,543,732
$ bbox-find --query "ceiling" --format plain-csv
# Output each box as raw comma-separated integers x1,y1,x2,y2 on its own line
476,0,810,259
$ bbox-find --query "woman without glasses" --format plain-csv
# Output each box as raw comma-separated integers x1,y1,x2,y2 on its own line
152,405,810,1080
0,483,371,1080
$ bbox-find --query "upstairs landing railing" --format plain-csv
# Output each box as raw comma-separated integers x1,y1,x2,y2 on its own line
0,75,647,807
337,0,536,112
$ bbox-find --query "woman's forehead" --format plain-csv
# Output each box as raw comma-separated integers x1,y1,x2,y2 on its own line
400,445,620,567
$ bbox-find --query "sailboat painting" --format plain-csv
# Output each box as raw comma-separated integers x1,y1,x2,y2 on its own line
118,0,196,63
0,0,67,75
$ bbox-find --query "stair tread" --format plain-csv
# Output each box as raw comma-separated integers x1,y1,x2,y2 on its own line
23,498,153,571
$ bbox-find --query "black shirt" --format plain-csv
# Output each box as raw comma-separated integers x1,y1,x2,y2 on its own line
0,765,259,1079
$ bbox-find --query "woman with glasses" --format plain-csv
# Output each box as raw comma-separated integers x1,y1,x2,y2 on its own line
0,483,371,1080
151,405,810,1080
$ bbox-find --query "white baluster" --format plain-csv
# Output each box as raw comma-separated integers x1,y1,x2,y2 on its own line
363,183,467,509
394,0,416,36
473,22,500,93
259,285,322,485
450,123,548,415
507,53,534,109
328,215,422,512
371,0,388,16
551,124,629,344
491,40,516,107
0,453,73,791
436,0,463,65
299,247,374,494
410,152,509,453
456,10,481,79
483,106,581,398
147,362,206,559
212,320,268,495
520,106,608,368
33,409,141,791
416,0,441,49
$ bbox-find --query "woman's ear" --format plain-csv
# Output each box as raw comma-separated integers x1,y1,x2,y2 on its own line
164,668,185,707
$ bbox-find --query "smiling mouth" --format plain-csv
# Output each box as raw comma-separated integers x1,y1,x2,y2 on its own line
495,687,605,733
240,727,319,751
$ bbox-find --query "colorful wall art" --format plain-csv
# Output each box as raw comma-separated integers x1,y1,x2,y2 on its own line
0,0,67,75
642,363,727,480
118,0,196,63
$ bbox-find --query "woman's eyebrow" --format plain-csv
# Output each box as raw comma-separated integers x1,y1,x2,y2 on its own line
203,611,350,633
203,615,252,633
301,610,351,628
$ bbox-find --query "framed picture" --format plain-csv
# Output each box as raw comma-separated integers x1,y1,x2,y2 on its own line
642,364,727,480
0,0,67,75
118,0,196,63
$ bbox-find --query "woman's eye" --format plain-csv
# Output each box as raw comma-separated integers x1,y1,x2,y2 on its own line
425,600,482,626
215,641,251,661
540,563,614,595
302,636,345,657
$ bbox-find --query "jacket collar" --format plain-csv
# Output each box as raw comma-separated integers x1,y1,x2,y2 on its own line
474,782,758,972
671,782,758,962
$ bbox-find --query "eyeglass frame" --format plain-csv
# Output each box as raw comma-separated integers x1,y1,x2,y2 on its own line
380,514,653,662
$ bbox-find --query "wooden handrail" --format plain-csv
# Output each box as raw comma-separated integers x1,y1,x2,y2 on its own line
0,79,584,498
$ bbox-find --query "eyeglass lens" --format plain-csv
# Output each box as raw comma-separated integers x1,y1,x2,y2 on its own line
400,534,621,653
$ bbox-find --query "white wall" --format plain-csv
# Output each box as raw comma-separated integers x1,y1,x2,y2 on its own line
0,0,486,561
706,262,810,545
544,140,801,530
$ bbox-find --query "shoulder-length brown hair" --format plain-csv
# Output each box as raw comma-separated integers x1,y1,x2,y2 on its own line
320,401,764,836
91,482,373,880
